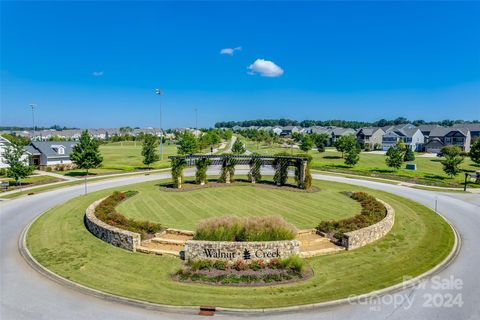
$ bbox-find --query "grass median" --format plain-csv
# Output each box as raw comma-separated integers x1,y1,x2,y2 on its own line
26,178,454,309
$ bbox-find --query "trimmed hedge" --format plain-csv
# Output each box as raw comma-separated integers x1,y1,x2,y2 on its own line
316,192,386,239
193,215,297,242
95,191,162,239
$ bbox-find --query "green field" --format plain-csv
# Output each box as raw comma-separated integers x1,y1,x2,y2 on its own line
0,174,60,192
117,182,362,229
99,141,178,171
245,140,479,187
27,178,454,308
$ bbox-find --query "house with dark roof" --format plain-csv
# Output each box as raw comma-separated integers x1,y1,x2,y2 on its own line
452,124,480,142
356,127,385,149
381,128,425,151
26,141,78,168
417,124,442,139
425,127,471,153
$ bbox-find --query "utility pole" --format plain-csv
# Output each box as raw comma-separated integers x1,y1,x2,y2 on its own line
195,108,198,131
29,104,37,140
155,89,164,161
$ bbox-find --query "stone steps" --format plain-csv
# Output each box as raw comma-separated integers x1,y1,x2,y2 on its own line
139,228,194,256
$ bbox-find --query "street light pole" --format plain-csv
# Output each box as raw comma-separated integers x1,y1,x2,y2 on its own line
155,89,164,161
29,104,37,140
195,108,198,131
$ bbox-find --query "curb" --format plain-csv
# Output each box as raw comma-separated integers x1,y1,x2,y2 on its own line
18,191,460,316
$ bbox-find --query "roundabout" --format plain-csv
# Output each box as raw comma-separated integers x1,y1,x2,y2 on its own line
23,171,453,309
1,169,477,319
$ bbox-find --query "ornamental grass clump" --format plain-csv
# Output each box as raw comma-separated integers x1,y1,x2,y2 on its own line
193,215,297,242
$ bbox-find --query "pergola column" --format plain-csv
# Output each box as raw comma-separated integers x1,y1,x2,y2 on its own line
298,160,306,189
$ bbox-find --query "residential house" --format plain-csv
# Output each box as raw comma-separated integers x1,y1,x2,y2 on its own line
0,136,29,168
356,127,385,149
452,124,480,143
272,126,283,135
381,128,425,151
425,128,471,153
381,123,417,133
26,141,78,168
280,126,302,136
417,124,442,140
330,128,356,146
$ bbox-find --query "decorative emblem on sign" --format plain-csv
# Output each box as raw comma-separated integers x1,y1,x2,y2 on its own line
243,248,251,260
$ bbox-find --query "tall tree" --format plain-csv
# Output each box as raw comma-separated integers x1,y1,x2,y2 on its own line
141,134,159,169
385,146,404,170
470,139,480,165
70,130,103,193
313,133,329,153
4,140,34,185
176,131,199,155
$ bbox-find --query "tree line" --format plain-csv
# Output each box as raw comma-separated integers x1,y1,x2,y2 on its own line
215,118,479,129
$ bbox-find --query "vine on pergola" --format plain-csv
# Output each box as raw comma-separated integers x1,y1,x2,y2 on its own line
171,158,187,188
248,154,262,183
195,158,211,185
273,153,290,186
294,154,312,189
219,154,237,183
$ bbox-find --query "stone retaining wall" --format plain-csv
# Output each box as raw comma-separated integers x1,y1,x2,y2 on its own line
85,198,142,252
341,199,395,250
184,239,300,262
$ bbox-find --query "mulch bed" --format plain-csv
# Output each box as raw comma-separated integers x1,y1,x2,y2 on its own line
157,180,320,193
172,266,314,287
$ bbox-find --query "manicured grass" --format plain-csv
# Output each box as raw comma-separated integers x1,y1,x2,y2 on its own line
56,168,126,177
99,141,178,171
27,178,454,308
0,174,60,192
117,181,362,229
245,140,479,187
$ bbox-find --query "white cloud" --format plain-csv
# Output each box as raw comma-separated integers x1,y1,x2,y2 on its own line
247,59,284,77
220,46,242,55
92,71,104,77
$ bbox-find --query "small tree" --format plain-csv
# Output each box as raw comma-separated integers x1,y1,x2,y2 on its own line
396,140,407,152
314,133,328,153
4,140,34,185
141,134,159,169
404,147,415,162
385,146,404,170
344,146,360,167
470,139,480,165
232,139,246,154
299,136,313,153
334,135,357,158
177,131,199,155
70,131,103,193
441,145,464,177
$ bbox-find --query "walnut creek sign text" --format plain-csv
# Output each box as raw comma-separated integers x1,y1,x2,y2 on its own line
184,240,300,262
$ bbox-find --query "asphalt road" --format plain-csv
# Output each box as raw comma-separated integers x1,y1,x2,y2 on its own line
1,169,479,319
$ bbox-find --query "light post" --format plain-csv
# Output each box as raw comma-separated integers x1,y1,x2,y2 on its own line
29,104,37,140
155,88,164,161
195,108,198,131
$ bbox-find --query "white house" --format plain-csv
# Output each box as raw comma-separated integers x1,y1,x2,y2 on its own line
381,128,424,151
0,136,30,169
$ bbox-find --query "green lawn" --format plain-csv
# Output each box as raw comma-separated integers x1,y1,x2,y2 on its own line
117,181,362,230
245,140,479,187
27,178,454,309
99,141,178,171
0,174,60,192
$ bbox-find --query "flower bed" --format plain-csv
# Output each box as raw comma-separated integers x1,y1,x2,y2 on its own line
193,215,297,242
174,256,311,286
316,192,387,240
94,191,162,239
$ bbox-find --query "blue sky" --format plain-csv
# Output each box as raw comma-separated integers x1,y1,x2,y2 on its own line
1,1,479,128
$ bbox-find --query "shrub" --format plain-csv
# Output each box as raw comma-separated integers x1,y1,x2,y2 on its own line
316,192,386,240
233,260,248,271
94,191,162,239
193,215,297,242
